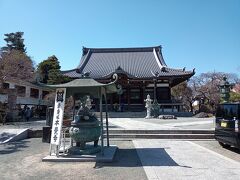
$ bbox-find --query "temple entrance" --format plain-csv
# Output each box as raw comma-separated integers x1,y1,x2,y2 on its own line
97,74,175,112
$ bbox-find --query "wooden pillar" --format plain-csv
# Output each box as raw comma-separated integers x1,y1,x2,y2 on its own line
127,84,130,111
154,79,157,101
110,94,113,111
104,88,109,147
142,81,145,104
72,97,76,121
100,88,104,155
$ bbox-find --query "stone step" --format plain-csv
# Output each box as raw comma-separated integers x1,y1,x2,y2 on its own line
108,129,214,134
29,129,215,139
95,112,193,118
105,134,214,139
95,112,146,118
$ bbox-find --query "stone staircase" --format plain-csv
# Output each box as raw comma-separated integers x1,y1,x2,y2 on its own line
28,128,214,140
0,128,29,144
104,129,214,139
95,112,146,118
96,111,193,118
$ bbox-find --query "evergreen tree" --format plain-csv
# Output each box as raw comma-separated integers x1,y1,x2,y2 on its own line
37,55,61,83
37,55,71,84
47,69,71,85
1,32,26,53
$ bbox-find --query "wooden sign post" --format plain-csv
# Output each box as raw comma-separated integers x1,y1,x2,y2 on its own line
49,88,66,156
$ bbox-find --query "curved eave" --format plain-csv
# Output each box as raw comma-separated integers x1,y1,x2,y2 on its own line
61,68,78,74
98,69,195,80
100,69,137,79
61,69,81,78
62,69,195,81
38,75,118,95
42,79,114,88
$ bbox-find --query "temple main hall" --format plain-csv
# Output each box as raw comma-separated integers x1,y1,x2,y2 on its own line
62,46,195,112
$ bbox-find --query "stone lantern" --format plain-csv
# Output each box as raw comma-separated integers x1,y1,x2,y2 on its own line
219,76,234,102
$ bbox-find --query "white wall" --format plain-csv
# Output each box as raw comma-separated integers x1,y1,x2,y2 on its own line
1,81,51,106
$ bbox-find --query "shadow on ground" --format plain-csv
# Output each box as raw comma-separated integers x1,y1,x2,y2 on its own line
95,147,190,168
225,146,240,154
0,139,29,155
106,125,120,129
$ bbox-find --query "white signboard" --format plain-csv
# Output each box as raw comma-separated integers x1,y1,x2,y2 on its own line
50,88,66,145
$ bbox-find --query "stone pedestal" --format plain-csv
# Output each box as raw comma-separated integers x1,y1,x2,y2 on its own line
68,145,101,155
42,126,51,143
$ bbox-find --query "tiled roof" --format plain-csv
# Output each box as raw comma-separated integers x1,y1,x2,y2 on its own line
4,77,52,90
63,46,195,79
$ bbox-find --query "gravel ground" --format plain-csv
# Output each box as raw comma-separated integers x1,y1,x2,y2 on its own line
0,138,147,180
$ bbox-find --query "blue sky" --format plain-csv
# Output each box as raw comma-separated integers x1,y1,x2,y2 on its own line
0,0,239,75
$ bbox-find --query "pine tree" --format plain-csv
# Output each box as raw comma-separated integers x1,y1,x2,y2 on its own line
37,55,71,84
1,32,26,53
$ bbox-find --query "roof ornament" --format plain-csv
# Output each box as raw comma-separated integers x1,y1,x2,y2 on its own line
116,84,123,95
161,66,166,72
82,46,88,55
76,69,81,73
193,68,196,74
183,67,186,72
151,70,159,77
81,71,91,78
116,66,123,71
112,73,118,83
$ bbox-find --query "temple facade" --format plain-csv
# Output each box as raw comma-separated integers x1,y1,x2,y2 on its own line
63,46,195,112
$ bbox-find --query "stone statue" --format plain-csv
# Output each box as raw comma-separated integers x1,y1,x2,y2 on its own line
144,94,152,119
74,96,94,123
85,95,92,110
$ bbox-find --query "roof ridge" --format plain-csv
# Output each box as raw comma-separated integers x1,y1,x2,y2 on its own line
77,49,92,73
82,46,161,53
166,67,183,71
153,48,164,69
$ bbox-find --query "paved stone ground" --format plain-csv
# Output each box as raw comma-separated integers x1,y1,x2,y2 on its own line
2,117,240,180
138,117,215,129
141,117,215,130
0,120,46,130
133,139,240,180
0,117,214,131
0,119,122,131
108,117,214,130
1,137,240,179
0,138,147,180
193,140,240,162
